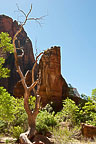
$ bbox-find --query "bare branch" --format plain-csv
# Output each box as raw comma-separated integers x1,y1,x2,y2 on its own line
16,3,26,18
28,79,39,92
16,3,47,27
27,15,47,21
31,52,43,95
27,15,47,26
21,4,33,26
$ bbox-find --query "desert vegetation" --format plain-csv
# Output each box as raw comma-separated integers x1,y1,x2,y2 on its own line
0,86,96,143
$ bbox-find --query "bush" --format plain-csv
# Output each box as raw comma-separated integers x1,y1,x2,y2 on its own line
0,88,36,135
55,98,81,125
10,126,24,139
0,87,16,122
36,104,57,135
81,100,96,126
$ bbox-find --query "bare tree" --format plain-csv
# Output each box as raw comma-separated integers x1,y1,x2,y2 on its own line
13,4,44,144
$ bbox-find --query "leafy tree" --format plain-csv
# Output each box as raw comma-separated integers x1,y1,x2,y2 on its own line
0,87,16,122
0,32,15,133
0,31,14,124
81,99,96,126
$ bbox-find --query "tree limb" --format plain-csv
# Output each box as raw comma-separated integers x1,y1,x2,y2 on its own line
32,52,43,95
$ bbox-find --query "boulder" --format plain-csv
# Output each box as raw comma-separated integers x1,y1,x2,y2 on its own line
81,123,96,139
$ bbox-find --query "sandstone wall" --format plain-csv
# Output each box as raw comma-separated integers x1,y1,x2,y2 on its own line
0,15,35,95
39,46,69,111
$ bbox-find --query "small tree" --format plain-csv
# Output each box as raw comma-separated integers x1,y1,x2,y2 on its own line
12,5,44,143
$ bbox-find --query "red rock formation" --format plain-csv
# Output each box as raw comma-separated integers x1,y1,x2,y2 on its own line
0,15,36,95
81,123,96,139
38,46,69,111
13,46,69,111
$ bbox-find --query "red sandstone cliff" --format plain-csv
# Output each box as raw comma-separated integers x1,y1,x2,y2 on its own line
0,15,36,95
38,46,69,110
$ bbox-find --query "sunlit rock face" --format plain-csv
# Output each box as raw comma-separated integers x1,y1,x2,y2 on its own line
0,15,35,95
39,46,69,111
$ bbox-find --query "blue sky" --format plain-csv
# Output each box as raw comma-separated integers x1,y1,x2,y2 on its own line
1,0,96,96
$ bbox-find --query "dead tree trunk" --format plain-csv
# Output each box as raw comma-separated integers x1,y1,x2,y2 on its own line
12,4,44,144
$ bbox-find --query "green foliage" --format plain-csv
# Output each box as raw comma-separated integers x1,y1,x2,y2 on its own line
0,32,13,53
10,126,24,139
0,87,16,122
0,32,14,78
0,88,37,137
81,100,96,126
0,57,10,78
28,96,36,111
12,98,27,128
36,104,57,135
56,98,80,125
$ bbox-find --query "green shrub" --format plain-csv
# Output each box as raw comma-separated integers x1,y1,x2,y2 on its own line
56,98,80,125
0,87,16,122
10,126,24,139
81,100,96,126
0,87,36,135
36,105,57,135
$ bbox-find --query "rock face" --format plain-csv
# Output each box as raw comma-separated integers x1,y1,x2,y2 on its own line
81,123,96,139
0,15,35,95
39,46,69,110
